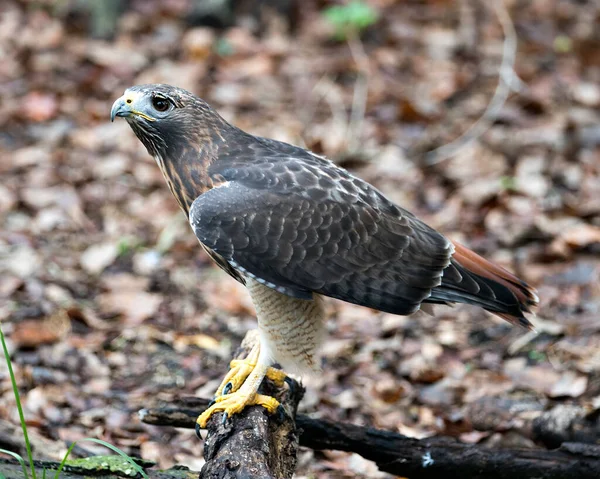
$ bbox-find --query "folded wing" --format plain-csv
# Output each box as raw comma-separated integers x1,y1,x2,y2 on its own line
189,153,536,327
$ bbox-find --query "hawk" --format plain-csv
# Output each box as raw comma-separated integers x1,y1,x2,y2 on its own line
111,84,538,428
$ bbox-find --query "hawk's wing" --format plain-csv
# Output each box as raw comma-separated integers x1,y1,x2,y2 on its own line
189,155,453,315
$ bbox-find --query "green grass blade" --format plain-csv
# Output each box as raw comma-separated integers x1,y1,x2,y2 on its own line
53,442,77,479
0,326,36,479
0,324,148,479
0,448,30,478
53,438,149,479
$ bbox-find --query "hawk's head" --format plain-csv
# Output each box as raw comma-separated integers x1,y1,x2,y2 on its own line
111,84,229,158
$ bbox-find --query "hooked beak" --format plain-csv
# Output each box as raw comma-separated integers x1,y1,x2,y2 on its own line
111,94,156,123
110,97,131,122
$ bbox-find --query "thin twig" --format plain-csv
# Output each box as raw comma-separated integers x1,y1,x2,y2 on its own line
457,0,477,51
298,74,338,148
301,34,370,155
426,0,524,165
301,76,349,151
346,33,370,154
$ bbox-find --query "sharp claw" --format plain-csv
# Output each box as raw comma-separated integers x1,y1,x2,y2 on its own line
222,382,233,396
208,399,216,408
284,376,295,395
276,404,287,423
195,422,202,439
221,412,228,425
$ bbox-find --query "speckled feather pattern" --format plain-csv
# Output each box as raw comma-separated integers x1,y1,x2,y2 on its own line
246,278,325,374
189,137,455,316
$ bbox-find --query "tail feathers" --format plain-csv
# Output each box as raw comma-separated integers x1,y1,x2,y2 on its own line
430,242,539,330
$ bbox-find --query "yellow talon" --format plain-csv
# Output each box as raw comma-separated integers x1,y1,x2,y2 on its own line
197,342,288,429
264,367,287,387
196,390,280,428
215,359,255,396
214,345,287,396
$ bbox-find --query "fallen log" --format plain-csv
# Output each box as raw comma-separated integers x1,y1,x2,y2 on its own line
466,395,600,448
142,400,600,479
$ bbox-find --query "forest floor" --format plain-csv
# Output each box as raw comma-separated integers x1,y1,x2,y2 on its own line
1,0,599,477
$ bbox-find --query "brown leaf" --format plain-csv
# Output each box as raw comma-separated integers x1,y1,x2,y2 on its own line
80,243,119,275
11,310,71,348
0,276,22,299
174,333,220,351
22,92,58,122
0,184,17,213
182,27,215,60
203,277,255,316
98,290,162,325
561,224,600,249
503,358,561,396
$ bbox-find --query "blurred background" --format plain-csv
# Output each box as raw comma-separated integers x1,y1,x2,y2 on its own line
0,0,599,476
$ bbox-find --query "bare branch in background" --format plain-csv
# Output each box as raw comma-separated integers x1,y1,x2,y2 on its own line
426,0,525,165
300,35,370,155
346,33,370,154
458,0,477,51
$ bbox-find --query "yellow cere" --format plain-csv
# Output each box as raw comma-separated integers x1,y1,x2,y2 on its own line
124,91,156,122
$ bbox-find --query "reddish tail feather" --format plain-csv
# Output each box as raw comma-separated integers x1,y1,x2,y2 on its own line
431,242,539,330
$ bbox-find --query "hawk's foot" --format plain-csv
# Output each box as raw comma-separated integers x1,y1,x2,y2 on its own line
197,390,280,428
197,344,287,429
264,367,287,387
215,346,287,397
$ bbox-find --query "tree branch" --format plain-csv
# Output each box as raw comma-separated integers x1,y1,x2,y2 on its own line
142,397,600,479
425,0,524,165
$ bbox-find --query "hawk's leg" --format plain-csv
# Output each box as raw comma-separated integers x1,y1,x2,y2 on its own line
214,343,287,397
197,356,281,428
197,279,325,428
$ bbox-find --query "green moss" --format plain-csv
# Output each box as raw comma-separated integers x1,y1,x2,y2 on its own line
63,456,141,477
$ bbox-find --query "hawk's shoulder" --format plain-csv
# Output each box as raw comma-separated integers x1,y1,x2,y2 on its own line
211,134,402,217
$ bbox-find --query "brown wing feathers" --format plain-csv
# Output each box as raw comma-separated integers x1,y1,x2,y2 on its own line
430,241,538,329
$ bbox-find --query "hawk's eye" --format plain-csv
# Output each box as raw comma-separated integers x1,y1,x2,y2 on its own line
151,96,170,112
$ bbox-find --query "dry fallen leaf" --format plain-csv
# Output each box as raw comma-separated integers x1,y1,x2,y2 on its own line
22,92,58,122
548,371,588,398
174,333,220,351
11,310,71,348
98,290,162,325
80,243,119,275
202,277,255,316
561,224,600,249
0,276,22,298
182,27,215,60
